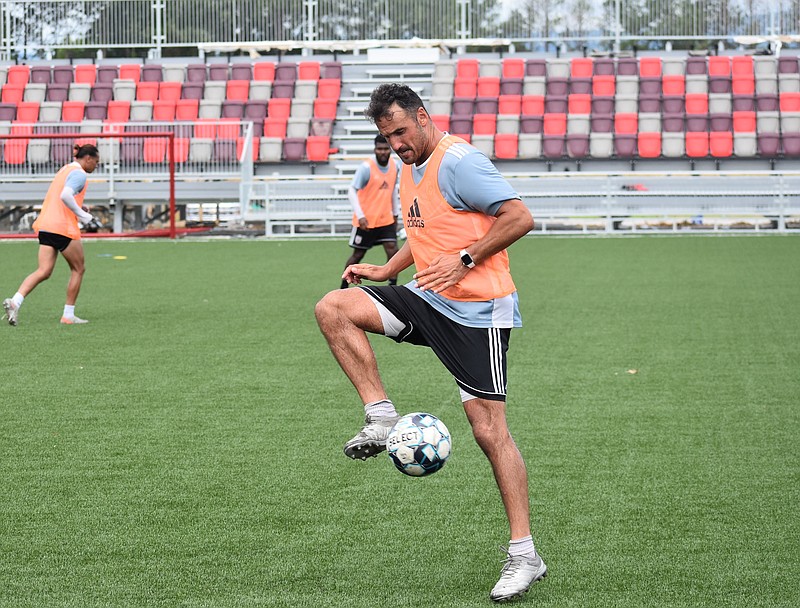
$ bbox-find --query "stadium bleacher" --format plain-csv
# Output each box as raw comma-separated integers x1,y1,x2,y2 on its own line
0,59,342,167
0,54,799,170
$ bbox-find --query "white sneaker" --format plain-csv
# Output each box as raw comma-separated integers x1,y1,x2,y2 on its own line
60,316,89,325
2,298,18,326
489,548,548,603
343,414,400,460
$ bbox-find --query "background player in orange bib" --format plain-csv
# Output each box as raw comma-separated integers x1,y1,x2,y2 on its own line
3,143,100,326
339,134,401,289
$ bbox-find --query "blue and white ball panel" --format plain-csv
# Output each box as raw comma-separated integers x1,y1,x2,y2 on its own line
387,412,451,477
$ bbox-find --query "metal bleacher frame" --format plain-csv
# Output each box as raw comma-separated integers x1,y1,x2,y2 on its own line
241,169,800,236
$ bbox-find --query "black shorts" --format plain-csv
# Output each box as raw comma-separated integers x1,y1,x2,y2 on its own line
359,285,511,402
348,223,397,250
38,231,72,252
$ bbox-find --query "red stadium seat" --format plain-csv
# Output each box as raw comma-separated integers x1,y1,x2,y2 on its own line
226,80,250,102
217,118,240,139
477,77,500,98
453,77,477,98
253,62,276,82
456,59,479,79
152,100,176,121
708,56,731,77
107,100,131,122
262,117,288,138
567,94,591,114
502,59,525,79
317,79,341,99
7,65,30,85
237,136,259,161
74,65,97,85
732,74,755,95
709,131,733,157
685,93,709,114
637,132,662,158
61,101,86,122
472,114,497,135
143,137,168,163
172,138,190,163
662,74,685,96
118,64,141,83
592,75,615,96
268,98,292,120
732,111,756,132
493,133,518,159
614,113,638,134
4,137,27,164
570,58,593,78
498,95,522,115
158,81,182,101
194,119,217,138
543,113,567,135
175,99,199,120
732,56,754,76
306,135,330,161
136,81,159,102
298,61,321,81
1,85,24,104
639,57,662,77
430,114,450,131
312,98,337,120
780,92,800,112
16,101,40,123
521,95,544,116
685,131,710,157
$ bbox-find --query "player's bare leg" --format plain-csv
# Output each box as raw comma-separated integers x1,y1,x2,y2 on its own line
340,248,366,288
463,397,547,602
18,245,59,296
463,397,531,538
61,239,86,306
315,288,399,459
382,240,399,285
4,246,58,325
60,240,88,324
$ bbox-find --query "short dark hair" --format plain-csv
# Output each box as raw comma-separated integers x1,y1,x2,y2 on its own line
374,134,387,145
364,84,425,124
74,143,99,159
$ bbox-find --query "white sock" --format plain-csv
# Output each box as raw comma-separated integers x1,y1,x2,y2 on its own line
364,399,398,418
508,535,536,558
63,304,75,318
12,292,24,308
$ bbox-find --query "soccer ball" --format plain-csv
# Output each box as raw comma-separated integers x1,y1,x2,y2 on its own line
387,412,451,477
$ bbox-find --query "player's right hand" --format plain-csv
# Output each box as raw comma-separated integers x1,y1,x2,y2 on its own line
358,217,369,230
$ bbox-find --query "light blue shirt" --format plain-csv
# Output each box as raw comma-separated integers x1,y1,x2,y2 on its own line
64,165,87,194
350,159,399,190
404,138,523,329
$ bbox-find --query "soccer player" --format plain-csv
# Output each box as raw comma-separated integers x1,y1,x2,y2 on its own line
339,134,400,289
315,84,545,602
2,143,100,326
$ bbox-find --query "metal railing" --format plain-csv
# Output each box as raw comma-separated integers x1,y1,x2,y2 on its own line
1,0,796,60
243,170,800,236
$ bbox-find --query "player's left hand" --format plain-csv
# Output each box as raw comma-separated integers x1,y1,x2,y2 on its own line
413,253,469,293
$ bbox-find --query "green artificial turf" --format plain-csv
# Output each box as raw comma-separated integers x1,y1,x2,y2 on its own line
0,235,797,607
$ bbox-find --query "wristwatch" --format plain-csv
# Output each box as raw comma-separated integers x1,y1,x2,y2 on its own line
459,249,476,268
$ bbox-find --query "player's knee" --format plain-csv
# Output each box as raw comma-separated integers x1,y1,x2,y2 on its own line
315,290,345,328
469,418,509,454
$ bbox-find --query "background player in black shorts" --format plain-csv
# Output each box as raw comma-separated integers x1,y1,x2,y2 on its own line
340,135,401,288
